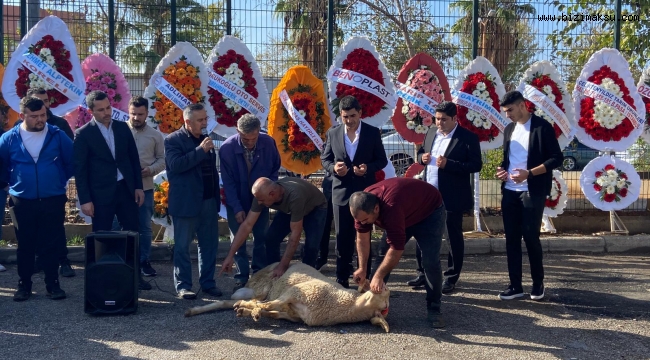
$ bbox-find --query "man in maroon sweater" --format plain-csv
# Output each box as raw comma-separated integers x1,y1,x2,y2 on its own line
350,177,446,328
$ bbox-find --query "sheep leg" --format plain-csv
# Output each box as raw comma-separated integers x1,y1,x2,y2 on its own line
236,307,301,323
184,300,239,317
370,316,390,333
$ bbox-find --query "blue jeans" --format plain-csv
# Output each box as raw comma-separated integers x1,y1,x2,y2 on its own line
111,190,154,263
227,205,269,283
173,198,219,292
265,206,327,268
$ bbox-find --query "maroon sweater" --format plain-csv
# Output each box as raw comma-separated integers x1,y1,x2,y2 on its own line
355,178,443,250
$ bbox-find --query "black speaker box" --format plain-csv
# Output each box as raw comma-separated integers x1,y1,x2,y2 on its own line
84,231,140,315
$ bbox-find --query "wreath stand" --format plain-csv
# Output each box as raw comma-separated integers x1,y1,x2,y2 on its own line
593,210,629,235
541,214,556,233
463,172,492,238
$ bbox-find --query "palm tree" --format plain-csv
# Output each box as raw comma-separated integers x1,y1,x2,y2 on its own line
450,0,536,79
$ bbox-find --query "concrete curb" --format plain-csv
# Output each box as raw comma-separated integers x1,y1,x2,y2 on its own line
1,235,650,264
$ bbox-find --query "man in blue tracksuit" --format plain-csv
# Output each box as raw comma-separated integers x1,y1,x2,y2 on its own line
0,96,74,301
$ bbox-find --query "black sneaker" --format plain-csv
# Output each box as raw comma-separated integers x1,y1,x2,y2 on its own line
530,284,545,301
59,260,76,277
13,282,32,302
178,289,197,300
427,308,446,328
407,274,426,287
499,285,525,300
139,276,152,291
141,261,157,277
46,282,67,300
442,281,456,294
202,287,223,297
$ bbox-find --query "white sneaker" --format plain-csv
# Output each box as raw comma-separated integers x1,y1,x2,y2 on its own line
0,264,6,272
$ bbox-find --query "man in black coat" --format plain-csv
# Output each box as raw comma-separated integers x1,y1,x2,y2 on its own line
408,101,482,293
321,96,388,288
495,90,562,301
73,91,144,233
24,88,76,277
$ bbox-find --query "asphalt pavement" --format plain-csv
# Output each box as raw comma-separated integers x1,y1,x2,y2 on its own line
1,254,649,359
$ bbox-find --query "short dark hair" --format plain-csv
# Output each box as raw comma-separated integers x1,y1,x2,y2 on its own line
129,96,148,109
499,91,525,107
183,103,205,120
349,191,379,215
25,88,47,98
86,91,109,110
339,95,361,112
435,101,457,117
19,96,45,114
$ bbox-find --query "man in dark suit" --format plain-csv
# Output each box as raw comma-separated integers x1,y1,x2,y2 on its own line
165,103,221,300
321,96,388,288
74,90,144,233
495,91,562,301
409,101,482,294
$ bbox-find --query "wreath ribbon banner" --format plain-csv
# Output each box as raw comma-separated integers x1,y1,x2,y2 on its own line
575,79,645,127
153,74,192,110
279,89,323,150
523,84,573,137
394,80,439,117
206,69,269,120
21,52,83,102
450,88,509,132
80,98,129,122
327,67,397,108
638,83,650,100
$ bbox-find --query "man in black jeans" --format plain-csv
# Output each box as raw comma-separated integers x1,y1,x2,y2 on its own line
0,97,75,301
25,88,76,278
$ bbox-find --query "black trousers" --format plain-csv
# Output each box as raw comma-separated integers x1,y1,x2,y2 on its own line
92,180,139,232
10,194,67,289
333,203,371,280
502,189,545,288
317,190,334,261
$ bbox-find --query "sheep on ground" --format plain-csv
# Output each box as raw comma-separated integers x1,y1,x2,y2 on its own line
184,262,390,332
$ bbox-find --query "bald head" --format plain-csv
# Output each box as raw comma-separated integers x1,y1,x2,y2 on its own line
252,177,282,207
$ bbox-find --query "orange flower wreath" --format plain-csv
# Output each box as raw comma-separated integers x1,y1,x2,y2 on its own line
0,64,19,131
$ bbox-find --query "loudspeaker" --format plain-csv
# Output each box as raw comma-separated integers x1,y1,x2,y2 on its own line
84,231,139,315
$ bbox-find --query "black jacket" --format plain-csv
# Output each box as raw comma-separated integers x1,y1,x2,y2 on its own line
321,122,388,206
73,119,143,205
47,109,74,140
499,115,563,198
417,124,482,212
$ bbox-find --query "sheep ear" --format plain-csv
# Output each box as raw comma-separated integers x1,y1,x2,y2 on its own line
370,316,390,333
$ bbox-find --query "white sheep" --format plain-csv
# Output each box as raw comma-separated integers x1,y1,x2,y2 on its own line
184,262,391,332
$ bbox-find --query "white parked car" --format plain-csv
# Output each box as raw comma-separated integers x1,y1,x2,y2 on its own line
381,131,417,176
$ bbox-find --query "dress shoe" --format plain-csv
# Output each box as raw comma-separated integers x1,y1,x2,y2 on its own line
202,287,223,297
427,308,446,328
442,281,456,294
407,274,426,287
59,260,76,277
336,278,350,289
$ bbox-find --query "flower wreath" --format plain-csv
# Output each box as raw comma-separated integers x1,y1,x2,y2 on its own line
65,54,131,129
268,65,332,175
1,16,85,116
328,37,395,128
375,161,397,182
143,42,213,135
580,155,641,211
206,36,269,138
572,48,644,152
544,169,568,217
517,61,575,151
453,56,506,151
0,64,19,131
636,66,650,144
393,53,451,144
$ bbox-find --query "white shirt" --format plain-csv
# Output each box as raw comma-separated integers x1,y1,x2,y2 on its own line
19,123,48,163
426,124,457,189
94,118,124,181
344,125,361,161
505,118,531,191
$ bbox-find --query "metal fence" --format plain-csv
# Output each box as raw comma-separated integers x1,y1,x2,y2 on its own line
1,0,648,213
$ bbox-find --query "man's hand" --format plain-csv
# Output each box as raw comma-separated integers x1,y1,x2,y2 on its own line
496,166,509,182
353,163,367,176
141,167,153,177
271,262,288,279
200,137,214,153
352,268,367,285
135,189,145,207
370,276,387,294
219,255,235,276
334,161,349,176
421,153,432,165
80,202,94,217
436,156,447,169
235,211,246,224
511,168,529,184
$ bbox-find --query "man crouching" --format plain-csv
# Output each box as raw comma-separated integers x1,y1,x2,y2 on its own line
349,178,446,328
